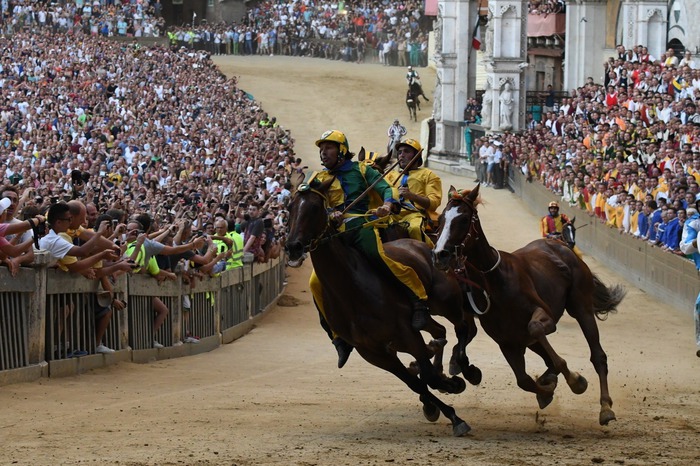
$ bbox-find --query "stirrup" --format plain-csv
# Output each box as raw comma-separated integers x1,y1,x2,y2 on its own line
411,301,430,331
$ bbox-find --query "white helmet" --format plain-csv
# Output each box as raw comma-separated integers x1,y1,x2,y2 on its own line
407,66,412,70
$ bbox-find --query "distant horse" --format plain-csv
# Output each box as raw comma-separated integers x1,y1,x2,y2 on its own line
409,78,430,104
433,185,626,426
406,89,418,121
558,218,583,259
285,177,481,436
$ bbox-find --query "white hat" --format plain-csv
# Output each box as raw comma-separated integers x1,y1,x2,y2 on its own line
0,197,11,215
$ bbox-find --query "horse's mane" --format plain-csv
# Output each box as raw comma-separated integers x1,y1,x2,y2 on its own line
450,188,484,208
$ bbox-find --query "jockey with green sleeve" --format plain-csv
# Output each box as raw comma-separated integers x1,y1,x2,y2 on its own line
308,129,433,368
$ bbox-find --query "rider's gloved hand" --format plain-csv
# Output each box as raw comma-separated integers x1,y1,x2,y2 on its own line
375,203,393,218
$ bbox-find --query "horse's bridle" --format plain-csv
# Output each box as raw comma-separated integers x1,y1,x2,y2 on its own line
290,184,334,255
443,195,501,274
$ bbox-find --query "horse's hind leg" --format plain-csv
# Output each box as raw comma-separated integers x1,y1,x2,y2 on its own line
571,309,615,425
500,344,556,408
528,307,588,396
356,346,471,437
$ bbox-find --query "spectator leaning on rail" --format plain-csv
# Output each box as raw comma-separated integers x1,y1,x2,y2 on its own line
124,219,185,348
678,201,700,357
0,197,40,276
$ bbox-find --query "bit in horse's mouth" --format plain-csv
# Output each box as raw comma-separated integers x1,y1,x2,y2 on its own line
286,253,307,268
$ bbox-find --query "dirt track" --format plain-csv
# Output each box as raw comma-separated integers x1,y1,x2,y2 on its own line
1,56,699,466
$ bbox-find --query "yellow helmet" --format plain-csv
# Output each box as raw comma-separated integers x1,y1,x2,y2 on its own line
396,139,423,167
397,138,422,153
548,201,559,209
315,130,349,157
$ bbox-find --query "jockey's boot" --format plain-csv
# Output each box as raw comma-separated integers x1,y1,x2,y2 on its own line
332,337,354,368
411,299,431,331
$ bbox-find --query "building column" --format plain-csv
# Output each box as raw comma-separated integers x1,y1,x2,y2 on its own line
563,0,607,91
431,0,477,157
482,0,528,134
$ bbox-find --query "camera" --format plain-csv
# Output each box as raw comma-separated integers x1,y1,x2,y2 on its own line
111,219,118,228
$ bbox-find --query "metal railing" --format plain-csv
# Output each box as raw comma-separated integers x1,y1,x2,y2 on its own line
0,253,286,385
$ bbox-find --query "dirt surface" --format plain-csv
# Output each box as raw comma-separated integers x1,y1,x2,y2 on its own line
1,56,699,466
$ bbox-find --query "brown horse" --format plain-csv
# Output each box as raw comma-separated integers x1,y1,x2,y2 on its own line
285,177,479,436
432,185,626,426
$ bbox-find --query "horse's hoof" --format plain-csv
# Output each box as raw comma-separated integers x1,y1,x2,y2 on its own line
599,408,616,426
431,338,448,348
407,361,420,376
450,375,467,394
422,402,440,422
464,365,482,386
568,373,588,395
537,393,554,409
599,402,616,426
452,421,471,437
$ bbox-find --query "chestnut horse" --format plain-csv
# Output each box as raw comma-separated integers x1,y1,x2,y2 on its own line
433,185,626,426
285,177,480,436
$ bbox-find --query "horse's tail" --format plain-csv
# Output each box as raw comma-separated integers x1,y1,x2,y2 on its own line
591,273,626,320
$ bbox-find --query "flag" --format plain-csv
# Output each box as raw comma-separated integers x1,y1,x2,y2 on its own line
472,16,481,51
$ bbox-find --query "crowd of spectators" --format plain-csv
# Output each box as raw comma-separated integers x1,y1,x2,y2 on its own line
483,44,700,258
527,0,565,16
0,29,298,352
0,0,164,38
166,0,430,66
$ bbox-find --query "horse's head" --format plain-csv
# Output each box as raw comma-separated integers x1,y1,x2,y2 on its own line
561,216,576,250
433,184,481,270
284,176,334,267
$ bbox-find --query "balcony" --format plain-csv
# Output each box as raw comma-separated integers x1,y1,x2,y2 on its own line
527,12,565,38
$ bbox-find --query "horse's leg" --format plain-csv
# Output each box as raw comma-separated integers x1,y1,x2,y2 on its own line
499,343,556,409
528,342,560,407
528,307,589,396
407,316,447,376
570,309,615,425
449,317,482,385
425,317,447,373
355,345,471,436
528,342,559,383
